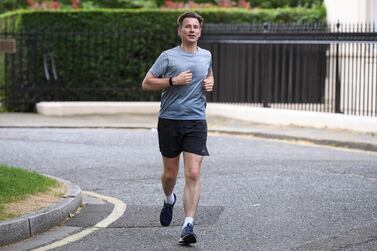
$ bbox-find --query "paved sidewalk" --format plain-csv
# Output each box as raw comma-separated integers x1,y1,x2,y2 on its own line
1,112,377,152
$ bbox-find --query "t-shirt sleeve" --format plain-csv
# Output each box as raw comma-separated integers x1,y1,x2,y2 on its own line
149,52,168,78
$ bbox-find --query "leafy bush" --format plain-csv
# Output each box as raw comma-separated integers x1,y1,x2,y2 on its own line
0,0,28,14
79,0,154,9
249,0,323,8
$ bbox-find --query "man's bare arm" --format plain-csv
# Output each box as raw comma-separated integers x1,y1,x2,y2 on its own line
142,71,193,91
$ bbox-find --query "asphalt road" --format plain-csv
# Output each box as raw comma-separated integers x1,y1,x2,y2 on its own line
1,128,377,251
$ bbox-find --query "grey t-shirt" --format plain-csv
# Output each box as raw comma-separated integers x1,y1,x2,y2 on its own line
149,46,212,120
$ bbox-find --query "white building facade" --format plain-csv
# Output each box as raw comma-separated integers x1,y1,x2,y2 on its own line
325,0,377,23
323,0,377,116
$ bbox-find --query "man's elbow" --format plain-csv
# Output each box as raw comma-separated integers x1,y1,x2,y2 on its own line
142,81,150,91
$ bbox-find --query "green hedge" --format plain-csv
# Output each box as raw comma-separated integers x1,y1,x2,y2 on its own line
1,7,326,32
249,0,324,8
0,8,326,111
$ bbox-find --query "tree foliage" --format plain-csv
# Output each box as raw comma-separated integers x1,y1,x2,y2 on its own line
0,0,28,14
249,0,323,8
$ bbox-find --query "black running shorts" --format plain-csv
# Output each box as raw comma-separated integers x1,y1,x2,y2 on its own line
157,118,209,158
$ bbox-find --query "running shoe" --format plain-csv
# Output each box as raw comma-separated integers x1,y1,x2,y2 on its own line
159,193,176,226
178,223,197,245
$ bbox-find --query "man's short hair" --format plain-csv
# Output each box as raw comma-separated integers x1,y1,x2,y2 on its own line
177,12,204,28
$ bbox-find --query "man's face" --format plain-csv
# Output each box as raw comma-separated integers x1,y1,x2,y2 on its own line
178,17,201,44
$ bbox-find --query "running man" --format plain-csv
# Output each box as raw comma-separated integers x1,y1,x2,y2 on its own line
142,12,214,245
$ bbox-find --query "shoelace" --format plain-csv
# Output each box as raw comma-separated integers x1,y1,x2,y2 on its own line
185,223,194,233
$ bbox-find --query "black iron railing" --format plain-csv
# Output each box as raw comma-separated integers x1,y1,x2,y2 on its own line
0,30,176,111
200,22,377,117
0,23,376,116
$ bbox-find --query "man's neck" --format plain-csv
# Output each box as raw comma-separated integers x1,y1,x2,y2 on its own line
180,43,198,53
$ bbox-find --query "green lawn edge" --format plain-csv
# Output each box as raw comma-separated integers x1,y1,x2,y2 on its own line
0,164,59,221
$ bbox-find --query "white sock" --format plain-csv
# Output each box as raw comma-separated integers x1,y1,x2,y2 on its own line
183,217,194,229
165,193,175,204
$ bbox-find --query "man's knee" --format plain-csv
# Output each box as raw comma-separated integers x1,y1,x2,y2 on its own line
163,169,178,182
162,163,179,181
162,156,179,181
185,167,200,183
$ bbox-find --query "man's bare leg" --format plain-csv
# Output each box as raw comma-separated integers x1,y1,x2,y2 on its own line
178,152,202,244
161,156,180,197
183,152,203,219
160,155,180,227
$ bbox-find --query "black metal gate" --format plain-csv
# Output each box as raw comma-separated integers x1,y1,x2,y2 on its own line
200,23,377,116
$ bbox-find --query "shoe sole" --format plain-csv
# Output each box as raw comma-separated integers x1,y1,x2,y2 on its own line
178,234,197,245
